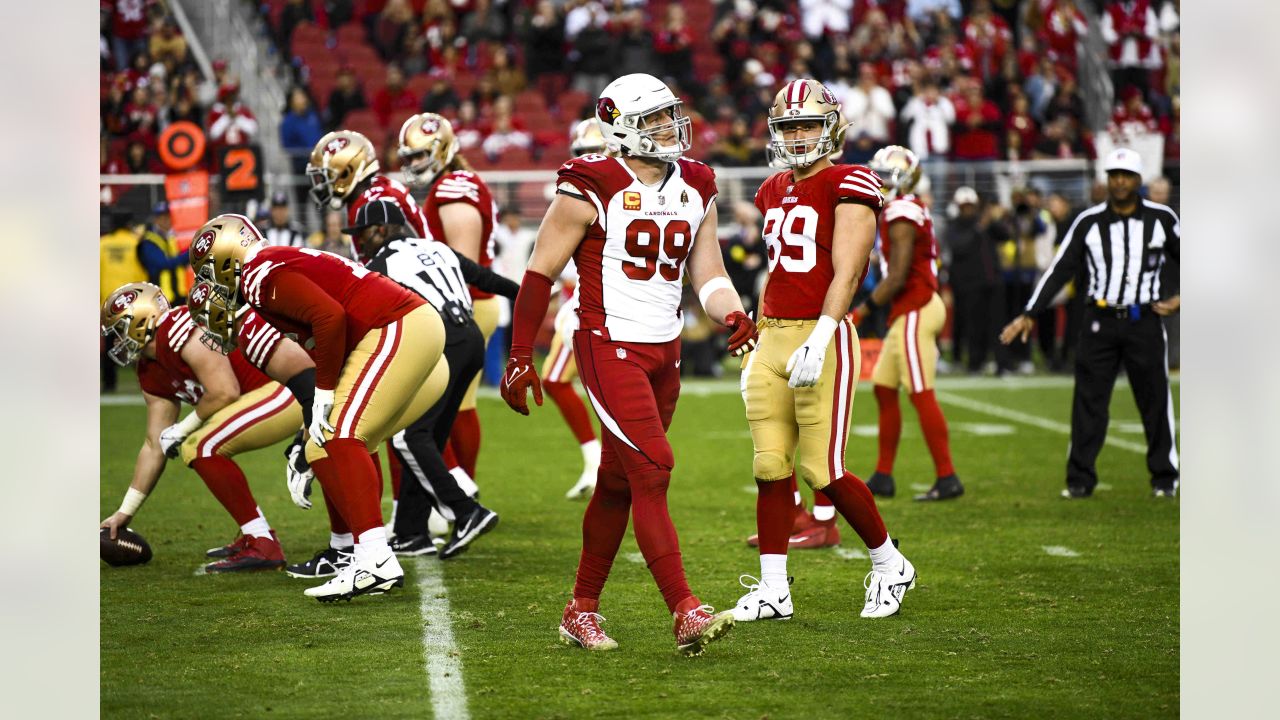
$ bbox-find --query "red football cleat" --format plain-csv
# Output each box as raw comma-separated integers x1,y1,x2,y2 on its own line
205,530,279,559
788,518,840,549
204,534,286,573
747,508,819,547
559,598,618,651
673,600,735,656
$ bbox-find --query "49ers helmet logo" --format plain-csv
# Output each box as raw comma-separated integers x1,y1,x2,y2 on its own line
819,86,838,105
419,116,441,134
192,230,215,259
188,282,211,307
324,136,350,155
596,97,621,124
110,291,137,314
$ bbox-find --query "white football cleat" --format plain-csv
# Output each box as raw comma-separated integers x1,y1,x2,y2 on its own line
304,551,405,602
860,555,916,618
730,575,793,622
565,471,596,500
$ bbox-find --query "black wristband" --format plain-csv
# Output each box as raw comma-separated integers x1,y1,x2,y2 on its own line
284,367,317,427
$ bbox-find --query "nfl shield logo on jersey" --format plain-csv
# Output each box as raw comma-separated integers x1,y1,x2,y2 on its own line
616,348,627,360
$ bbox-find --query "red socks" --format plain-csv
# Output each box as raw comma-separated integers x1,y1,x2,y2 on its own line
311,439,383,536
448,409,481,478
321,488,350,535
573,458,630,601
910,389,956,478
819,472,889,549
544,381,597,444
756,478,793,555
629,467,691,613
190,456,259,526
873,384,901,474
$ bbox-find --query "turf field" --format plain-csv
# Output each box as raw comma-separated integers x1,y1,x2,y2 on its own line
100,373,1179,719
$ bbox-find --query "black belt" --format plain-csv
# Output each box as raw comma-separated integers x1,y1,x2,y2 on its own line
1089,302,1151,321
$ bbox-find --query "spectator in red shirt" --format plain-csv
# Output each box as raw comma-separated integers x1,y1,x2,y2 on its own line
1004,94,1038,159
107,0,153,71
1109,85,1160,141
653,4,694,89
373,64,419,126
1039,0,1088,74
962,0,1012,81
1032,116,1084,159
1101,0,1160,98
950,80,1002,160
207,80,258,149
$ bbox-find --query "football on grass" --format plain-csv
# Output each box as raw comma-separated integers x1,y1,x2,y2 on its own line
101,527,153,567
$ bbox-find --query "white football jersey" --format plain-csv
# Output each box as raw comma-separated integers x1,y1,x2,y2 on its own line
556,155,718,343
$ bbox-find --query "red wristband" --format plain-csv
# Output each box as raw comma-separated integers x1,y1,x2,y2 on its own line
509,270,553,361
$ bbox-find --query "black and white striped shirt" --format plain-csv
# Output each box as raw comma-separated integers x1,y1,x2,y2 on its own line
1026,199,1180,314
364,236,521,319
262,221,308,248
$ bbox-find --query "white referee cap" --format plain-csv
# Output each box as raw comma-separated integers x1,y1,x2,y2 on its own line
1103,147,1143,176
953,186,979,205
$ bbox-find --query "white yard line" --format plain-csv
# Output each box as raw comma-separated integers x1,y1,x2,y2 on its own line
1042,546,1081,558
416,558,470,720
934,391,1149,454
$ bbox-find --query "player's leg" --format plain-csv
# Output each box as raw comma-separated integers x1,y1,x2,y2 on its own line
908,295,963,501
542,329,600,499
448,296,501,478
304,305,445,600
1064,315,1122,497
794,318,915,618
1121,315,1179,496
180,383,300,572
867,314,908,497
560,437,629,651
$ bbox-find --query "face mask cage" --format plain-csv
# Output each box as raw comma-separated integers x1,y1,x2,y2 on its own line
768,114,837,168
626,101,692,160
399,139,451,188
307,164,336,209
103,316,144,366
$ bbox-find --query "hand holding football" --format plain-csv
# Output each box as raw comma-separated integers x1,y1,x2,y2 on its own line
100,527,153,567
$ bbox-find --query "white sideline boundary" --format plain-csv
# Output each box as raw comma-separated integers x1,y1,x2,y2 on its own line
416,558,470,720
934,391,1148,454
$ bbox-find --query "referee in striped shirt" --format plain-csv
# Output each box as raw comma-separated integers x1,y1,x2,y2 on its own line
1000,148,1180,499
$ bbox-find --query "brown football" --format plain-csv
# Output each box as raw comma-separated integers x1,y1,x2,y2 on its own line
100,527,153,567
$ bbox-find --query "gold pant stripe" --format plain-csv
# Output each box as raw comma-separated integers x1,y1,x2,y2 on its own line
180,383,301,464
461,296,501,411
542,329,577,383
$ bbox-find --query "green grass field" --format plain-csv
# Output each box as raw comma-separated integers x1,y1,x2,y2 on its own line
101,373,1179,719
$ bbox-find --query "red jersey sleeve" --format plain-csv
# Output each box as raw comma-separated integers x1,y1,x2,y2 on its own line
236,309,286,372
883,198,928,228
256,269,349,390
136,360,180,401
429,171,485,209
153,307,198,378
831,164,885,213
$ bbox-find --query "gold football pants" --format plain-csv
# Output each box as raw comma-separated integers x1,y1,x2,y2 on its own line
180,382,302,465
871,293,945,392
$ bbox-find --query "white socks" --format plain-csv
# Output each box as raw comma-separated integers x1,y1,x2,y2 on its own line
354,527,390,563
581,439,601,470
330,532,353,550
868,536,900,571
813,503,836,522
760,554,789,590
451,466,479,498
793,490,803,506
241,509,272,540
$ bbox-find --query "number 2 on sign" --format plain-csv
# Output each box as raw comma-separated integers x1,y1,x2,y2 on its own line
762,205,818,273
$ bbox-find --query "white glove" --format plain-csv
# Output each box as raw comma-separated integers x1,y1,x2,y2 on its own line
285,436,315,510
309,388,336,447
159,411,203,458
786,315,839,389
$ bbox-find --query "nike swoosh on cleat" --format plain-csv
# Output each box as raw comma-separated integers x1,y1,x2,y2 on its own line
899,561,907,576
375,557,391,569
779,594,790,603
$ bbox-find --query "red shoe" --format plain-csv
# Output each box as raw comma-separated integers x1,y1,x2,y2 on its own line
205,530,279,559
788,518,840,549
746,509,819,547
558,598,618,651
205,534,286,573
673,599,735,656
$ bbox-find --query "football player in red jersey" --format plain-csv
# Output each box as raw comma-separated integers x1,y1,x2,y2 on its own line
851,146,964,502
99,282,306,573
398,112,499,485
731,79,917,624
190,214,450,602
500,73,758,656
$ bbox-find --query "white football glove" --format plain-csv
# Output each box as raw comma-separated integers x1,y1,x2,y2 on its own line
309,388,336,447
785,315,839,389
158,411,203,458
285,434,314,510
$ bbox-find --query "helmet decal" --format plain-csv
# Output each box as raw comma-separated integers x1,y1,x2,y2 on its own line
110,291,137,315
596,97,621,124
419,116,441,134
819,86,838,105
324,136,350,156
188,282,211,307
192,230,215,259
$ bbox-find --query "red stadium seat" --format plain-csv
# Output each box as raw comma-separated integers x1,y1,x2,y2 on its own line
343,109,390,145
335,23,367,48
406,74,436,104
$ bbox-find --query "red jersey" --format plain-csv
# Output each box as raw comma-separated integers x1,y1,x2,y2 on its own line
348,175,431,248
879,195,940,321
236,308,289,371
424,170,497,300
137,307,268,404
754,164,884,319
557,155,718,343
239,246,424,390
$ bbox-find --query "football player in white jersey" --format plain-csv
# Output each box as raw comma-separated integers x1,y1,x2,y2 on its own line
501,74,758,656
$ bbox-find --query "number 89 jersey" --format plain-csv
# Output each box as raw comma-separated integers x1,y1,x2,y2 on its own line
557,154,718,343
754,164,884,319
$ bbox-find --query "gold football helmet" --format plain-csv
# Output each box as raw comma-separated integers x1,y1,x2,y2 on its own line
768,79,848,168
188,213,265,323
869,145,922,199
307,130,380,209
398,113,457,188
569,118,607,156
187,280,240,354
101,282,170,366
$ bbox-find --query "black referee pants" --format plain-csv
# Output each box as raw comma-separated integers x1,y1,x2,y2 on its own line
1067,308,1180,492
392,318,487,536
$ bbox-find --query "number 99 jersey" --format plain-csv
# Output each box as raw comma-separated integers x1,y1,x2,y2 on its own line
556,154,718,343
754,164,884,319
